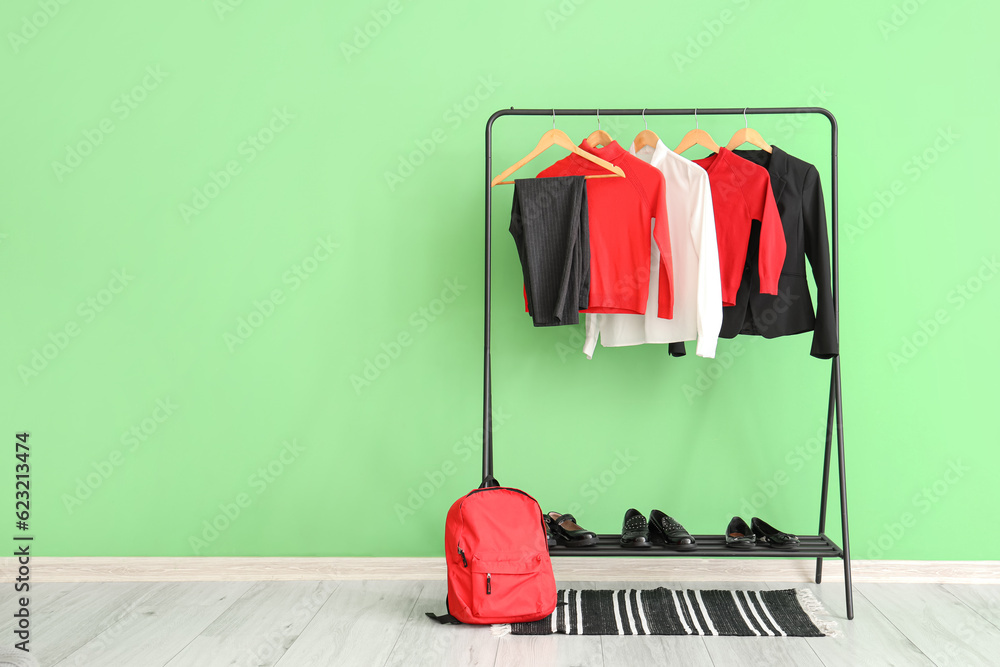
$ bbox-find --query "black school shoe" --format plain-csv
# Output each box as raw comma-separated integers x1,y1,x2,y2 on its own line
620,509,651,548
725,516,756,549
648,510,697,550
545,512,599,547
751,517,800,550
544,520,557,548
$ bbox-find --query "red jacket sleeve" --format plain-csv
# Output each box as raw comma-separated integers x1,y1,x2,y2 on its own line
651,171,674,319
755,173,785,295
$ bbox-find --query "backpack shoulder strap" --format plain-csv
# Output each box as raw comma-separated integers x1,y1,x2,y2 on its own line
425,612,462,625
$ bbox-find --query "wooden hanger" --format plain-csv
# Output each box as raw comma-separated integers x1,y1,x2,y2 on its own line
726,108,773,153
491,113,625,187
632,108,659,153
583,109,614,149
673,108,719,155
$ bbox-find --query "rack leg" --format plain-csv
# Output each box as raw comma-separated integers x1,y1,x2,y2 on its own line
815,370,836,584
834,356,854,619
482,120,494,482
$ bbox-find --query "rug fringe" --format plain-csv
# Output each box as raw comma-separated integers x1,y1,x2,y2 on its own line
796,588,841,638
491,623,511,637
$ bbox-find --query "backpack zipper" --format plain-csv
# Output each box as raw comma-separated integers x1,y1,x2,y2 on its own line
486,573,491,595
465,486,535,500
457,545,467,567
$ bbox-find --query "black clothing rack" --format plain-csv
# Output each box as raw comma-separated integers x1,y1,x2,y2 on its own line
482,107,853,620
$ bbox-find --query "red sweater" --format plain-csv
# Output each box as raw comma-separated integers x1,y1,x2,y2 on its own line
693,148,784,306
538,141,673,318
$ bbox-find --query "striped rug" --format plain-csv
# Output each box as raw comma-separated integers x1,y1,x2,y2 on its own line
495,588,837,637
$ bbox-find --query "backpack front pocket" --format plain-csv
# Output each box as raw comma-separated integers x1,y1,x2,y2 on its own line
469,556,547,619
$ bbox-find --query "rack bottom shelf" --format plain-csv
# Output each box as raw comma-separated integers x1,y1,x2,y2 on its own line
548,534,843,558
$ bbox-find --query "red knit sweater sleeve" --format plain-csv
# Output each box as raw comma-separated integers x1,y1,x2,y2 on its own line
649,170,674,319
751,172,785,295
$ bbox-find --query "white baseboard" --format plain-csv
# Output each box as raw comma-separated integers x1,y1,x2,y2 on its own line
2,557,998,584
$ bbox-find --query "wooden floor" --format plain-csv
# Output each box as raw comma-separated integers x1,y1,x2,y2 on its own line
1,580,997,666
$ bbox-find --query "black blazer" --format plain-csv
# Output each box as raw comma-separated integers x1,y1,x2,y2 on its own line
722,147,838,358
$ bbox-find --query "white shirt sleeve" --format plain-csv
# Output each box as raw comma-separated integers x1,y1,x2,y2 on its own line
692,173,723,358
583,313,599,359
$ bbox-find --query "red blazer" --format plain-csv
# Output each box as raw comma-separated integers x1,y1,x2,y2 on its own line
694,148,784,306
539,141,673,318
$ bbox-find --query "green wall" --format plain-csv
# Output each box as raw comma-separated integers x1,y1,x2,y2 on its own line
2,0,997,560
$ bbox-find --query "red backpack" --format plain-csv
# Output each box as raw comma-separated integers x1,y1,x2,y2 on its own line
427,477,557,625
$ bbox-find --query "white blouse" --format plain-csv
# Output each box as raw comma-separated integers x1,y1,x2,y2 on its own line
584,139,723,358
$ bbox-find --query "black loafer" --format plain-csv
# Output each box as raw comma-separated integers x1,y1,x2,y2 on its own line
648,510,696,550
751,517,800,550
620,509,651,548
545,512,598,547
725,516,756,549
